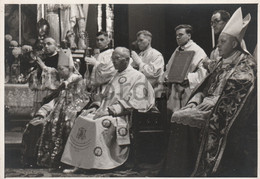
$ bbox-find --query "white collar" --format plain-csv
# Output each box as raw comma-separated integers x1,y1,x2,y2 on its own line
222,50,241,68
179,40,194,50
139,46,152,56
47,51,57,57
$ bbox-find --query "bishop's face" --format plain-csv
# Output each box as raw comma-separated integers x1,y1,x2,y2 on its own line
217,33,237,58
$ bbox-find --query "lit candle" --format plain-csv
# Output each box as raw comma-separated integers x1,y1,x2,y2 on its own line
211,26,215,48
42,4,44,18
19,4,21,45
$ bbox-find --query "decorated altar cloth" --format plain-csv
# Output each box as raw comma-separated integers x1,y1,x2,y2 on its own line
5,84,34,118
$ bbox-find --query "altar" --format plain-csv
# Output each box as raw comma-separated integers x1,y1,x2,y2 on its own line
5,83,34,120
5,84,34,146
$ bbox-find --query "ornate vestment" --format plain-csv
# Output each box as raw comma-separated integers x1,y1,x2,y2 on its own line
61,66,155,169
163,51,256,177
28,54,60,114
188,51,257,176
23,74,90,168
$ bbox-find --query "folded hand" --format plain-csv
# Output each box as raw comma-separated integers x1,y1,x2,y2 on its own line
181,103,196,110
202,57,210,70
80,108,97,117
93,110,109,120
131,51,142,65
85,56,97,66
196,100,214,111
29,116,46,126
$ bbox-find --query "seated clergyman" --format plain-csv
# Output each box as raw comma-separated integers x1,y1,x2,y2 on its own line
162,8,256,177
61,47,155,173
21,49,90,168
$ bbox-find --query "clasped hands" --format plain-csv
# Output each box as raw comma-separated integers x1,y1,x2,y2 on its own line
177,100,214,127
181,100,215,111
131,51,142,66
85,56,97,66
29,115,46,126
80,108,109,120
34,56,47,70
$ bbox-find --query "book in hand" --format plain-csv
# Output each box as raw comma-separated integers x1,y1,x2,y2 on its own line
167,50,195,83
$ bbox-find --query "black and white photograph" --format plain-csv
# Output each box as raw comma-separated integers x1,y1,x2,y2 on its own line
3,2,258,178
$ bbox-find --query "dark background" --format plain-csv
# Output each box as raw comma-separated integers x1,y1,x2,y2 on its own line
5,4,257,63
114,4,257,63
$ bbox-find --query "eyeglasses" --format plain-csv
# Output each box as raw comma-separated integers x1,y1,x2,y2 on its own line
211,19,223,26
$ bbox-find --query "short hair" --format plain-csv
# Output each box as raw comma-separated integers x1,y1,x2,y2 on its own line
136,30,153,39
175,24,193,35
213,10,231,22
114,47,130,60
44,37,57,47
96,31,108,37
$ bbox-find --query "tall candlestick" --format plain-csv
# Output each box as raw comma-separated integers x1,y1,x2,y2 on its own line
211,27,215,48
42,4,44,18
19,4,21,45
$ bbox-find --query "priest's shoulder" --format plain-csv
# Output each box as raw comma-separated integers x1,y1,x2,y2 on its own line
130,67,147,79
103,48,114,54
150,47,163,57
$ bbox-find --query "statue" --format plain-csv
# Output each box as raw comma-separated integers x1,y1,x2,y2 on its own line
34,18,50,51
60,4,88,50
46,4,60,43
78,30,89,50
65,30,77,50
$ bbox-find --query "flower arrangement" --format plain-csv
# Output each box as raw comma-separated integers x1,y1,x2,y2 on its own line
5,34,33,83
12,47,22,58
5,34,12,42
10,40,18,47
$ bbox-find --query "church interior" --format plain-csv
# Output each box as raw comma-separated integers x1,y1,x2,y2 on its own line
4,3,257,177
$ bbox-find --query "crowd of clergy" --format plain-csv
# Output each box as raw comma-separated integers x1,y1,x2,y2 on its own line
20,7,257,177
